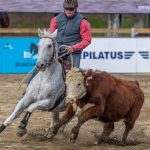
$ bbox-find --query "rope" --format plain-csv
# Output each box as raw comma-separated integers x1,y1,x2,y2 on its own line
17,66,37,91
58,45,74,68
17,45,74,91
57,52,69,59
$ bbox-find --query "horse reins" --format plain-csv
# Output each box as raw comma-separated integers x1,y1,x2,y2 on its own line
17,37,73,90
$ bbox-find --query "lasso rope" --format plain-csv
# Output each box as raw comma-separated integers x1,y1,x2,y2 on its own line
17,66,36,90
58,45,74,67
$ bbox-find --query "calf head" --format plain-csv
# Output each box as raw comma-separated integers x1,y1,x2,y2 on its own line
66,68,86,103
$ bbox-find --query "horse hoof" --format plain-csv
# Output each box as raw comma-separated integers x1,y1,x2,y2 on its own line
16,127,27,137
44,131,56,139
0,124,6,133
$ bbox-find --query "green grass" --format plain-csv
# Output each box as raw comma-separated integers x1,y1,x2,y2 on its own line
85,14,107,28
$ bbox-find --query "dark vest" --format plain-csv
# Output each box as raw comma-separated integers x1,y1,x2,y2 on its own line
56,12,84,49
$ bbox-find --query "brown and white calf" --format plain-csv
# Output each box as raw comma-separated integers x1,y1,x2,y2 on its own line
47,68,144,144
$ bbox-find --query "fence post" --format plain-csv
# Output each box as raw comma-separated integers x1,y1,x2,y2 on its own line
131,28,135,37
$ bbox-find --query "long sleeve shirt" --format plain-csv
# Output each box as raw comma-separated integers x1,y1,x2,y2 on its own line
49,16,92,52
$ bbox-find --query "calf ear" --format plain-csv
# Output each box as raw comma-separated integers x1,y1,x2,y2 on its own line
85,76,93,86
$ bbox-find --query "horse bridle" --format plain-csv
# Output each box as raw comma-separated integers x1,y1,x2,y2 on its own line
38,36,56,69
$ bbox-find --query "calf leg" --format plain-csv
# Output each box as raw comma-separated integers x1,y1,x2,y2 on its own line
44,103,75,139
122,120,133,143
96,122,114,144
70,105,104,143
0,97,30,134
122,103,142,143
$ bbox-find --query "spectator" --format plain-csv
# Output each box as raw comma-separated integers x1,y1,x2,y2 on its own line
0,13,9,28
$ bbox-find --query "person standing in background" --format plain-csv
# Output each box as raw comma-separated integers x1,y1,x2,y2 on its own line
0,13,9,28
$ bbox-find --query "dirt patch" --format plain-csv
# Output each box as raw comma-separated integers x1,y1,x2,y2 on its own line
0,74,150,150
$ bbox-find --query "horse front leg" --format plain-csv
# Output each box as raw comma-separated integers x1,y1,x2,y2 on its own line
49,112,66,133
18,99,54,137
0,97,30,134
44,103,75,139
16,111,32,137
17,98,56,137
49,112,59,128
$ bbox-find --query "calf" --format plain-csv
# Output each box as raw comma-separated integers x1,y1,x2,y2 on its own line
46,68,144,144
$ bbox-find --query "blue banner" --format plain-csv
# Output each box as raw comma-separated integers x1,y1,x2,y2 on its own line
0,37,39,74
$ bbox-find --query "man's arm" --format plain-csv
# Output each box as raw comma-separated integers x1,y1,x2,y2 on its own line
49,16,57,33
71,19,92,52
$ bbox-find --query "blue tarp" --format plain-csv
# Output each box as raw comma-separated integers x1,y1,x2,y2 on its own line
0,37,39,74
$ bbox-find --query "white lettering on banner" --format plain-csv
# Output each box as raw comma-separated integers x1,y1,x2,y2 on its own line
24,51,32,58
24,51,38,59
80,38,150,73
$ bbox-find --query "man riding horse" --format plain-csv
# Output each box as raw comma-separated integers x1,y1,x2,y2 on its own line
29,0,92,83
49,0,92,69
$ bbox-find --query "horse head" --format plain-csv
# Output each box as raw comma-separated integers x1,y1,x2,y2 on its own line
36,28,58,72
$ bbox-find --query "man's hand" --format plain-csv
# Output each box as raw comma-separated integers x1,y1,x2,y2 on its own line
67,46,74,53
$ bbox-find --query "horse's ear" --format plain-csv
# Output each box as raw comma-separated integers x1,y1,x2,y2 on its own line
52,29,57,38
38,28,43,37
43,28,47,35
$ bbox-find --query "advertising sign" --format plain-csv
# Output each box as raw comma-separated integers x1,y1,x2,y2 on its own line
80,38,137,73
136,38,150,72
80,38,150,73
1,37,150,73
0,37,39,73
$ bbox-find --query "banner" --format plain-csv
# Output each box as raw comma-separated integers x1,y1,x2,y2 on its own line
0,37,39,73
80,38,150,73
1,37,150,73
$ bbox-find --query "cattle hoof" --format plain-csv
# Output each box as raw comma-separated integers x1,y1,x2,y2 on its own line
70,133,77,143
16,127,27,137
122,140,127,145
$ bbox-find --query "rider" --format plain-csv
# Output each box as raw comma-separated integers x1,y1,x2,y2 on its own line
28,0,92,83
49,0,92,68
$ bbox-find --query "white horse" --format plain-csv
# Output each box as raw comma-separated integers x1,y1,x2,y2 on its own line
0,29,66,137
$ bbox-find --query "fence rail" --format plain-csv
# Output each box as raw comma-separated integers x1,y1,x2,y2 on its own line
0,28,150,35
